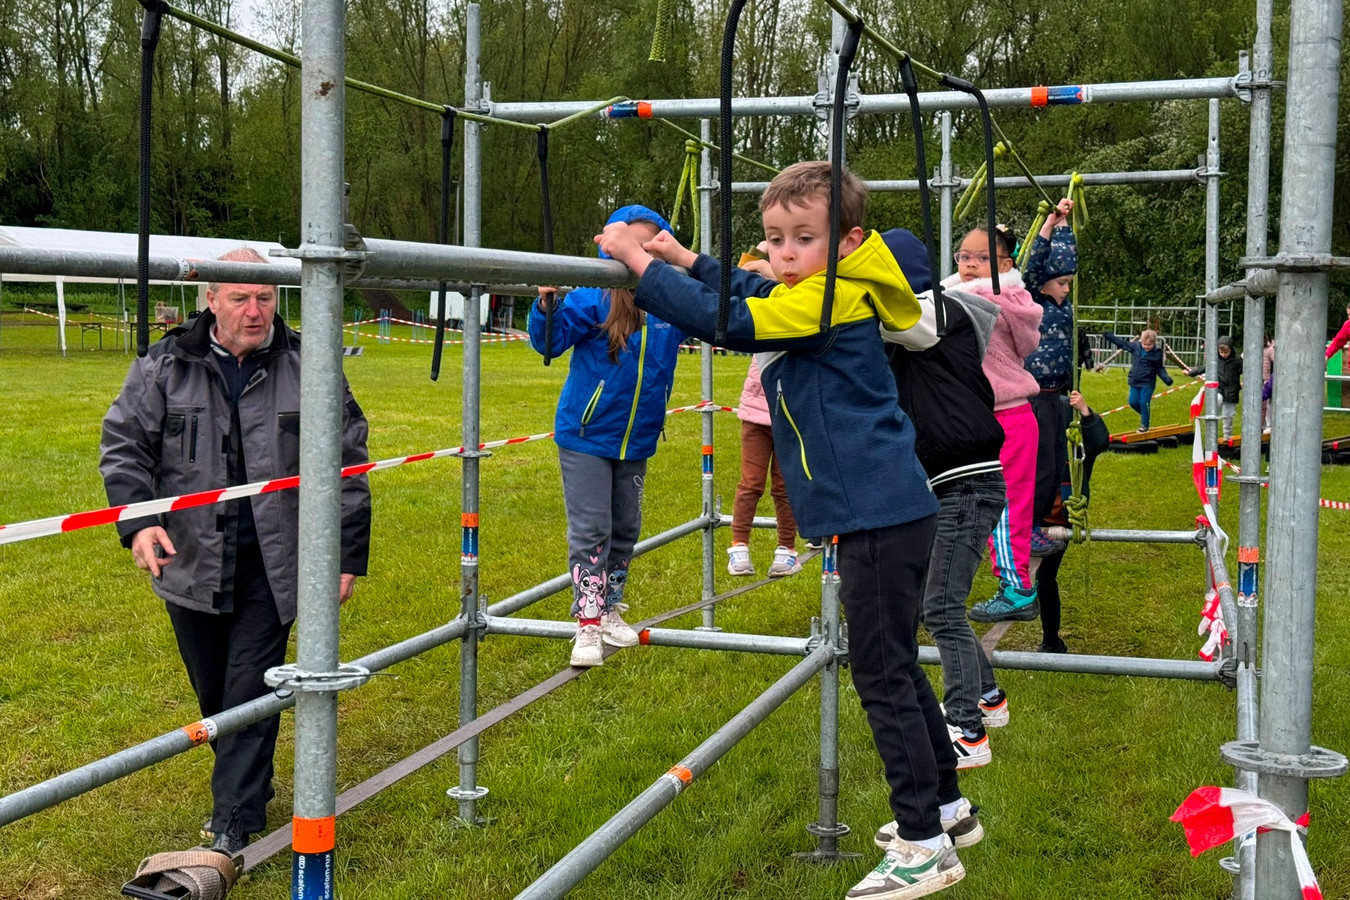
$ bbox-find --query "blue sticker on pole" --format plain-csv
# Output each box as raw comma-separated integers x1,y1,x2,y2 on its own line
293,850,335,900
1046,85,1086,105
1238,562,1257,597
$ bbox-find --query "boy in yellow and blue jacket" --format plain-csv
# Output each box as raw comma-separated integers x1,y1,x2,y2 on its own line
597,161,973,900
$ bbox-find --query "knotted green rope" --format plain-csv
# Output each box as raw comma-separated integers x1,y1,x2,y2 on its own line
648,0,674,62
1017,200,1053,271
953,142,1009,221
669,139,701,249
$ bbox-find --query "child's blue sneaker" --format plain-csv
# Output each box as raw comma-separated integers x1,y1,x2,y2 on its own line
968,584,1039,622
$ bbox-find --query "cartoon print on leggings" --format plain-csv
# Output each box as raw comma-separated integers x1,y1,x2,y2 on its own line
571,551,607,619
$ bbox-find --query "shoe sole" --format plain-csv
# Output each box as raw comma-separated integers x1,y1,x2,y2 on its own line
980,707,1010,728
848,858,966,900
601,631,640,648
874,819,983,851
727,568,756,576
766,566,802,577
569,651,603,667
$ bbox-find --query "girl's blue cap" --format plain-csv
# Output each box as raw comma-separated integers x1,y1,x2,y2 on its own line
599,205,673,259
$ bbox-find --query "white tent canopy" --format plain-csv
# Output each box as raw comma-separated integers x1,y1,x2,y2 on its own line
0,226,296,354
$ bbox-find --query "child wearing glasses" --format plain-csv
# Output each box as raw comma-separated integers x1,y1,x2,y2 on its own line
942,226,1044,623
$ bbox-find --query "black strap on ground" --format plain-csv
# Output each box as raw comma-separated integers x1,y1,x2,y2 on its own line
238,549,819,871
537,126,557,366
940,74,1000,295
431,108,457,382
716,0,750,346
136,0,167,357
820,19,863,334
898,57,946,336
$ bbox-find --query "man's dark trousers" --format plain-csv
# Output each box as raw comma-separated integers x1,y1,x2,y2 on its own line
165,541,291,837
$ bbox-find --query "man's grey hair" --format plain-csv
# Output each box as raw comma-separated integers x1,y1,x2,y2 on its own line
208,246,271,295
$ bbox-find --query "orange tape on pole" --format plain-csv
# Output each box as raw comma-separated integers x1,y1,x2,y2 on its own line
462,512,479,528
1237,546,1260,564
1030,86,1049,107
293,816,336,853
667,765,693,784
182,722,211,746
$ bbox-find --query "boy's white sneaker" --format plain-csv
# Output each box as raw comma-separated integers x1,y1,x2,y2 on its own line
601,604,640,647
874,798,984,850
570,623,604,667
727,543,755,576
847,834,964,900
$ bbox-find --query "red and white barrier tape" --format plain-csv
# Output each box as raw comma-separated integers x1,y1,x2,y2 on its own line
1220,458,1350,510
0,401,740,546
342,327,528,346
351,315,464,332
1098,379,1203,418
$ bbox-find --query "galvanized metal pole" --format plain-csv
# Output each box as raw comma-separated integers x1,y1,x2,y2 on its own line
698,117,720,633
1232,5,1274,896
938,112,952,281
290,0,346,895
449,1,489,826
515,647,833,899
796,541,854,860
1256,0,1343,894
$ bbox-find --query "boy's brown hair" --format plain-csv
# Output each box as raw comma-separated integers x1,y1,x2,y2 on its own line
760,161,867,233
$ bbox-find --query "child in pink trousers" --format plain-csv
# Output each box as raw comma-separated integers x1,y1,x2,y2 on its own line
942,226,1044,621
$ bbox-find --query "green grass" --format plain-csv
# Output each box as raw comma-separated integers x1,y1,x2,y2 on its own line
1,327,1347,899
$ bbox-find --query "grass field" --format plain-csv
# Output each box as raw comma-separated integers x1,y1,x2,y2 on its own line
0,320,1347,899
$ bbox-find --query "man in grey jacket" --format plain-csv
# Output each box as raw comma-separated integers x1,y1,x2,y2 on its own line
100,248,371,855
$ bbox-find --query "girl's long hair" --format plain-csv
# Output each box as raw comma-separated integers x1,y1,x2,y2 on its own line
599,217,660,363
601,287,645,363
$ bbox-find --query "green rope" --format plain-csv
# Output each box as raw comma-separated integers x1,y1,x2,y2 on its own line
1017,200,1052,271
648,0,675,62
990,121,1056,208
652,118,780,175
669,139,701,248
1064,172,1089,547
953,142,1008,221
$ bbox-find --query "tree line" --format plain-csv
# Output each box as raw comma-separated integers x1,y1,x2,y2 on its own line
0,0,1345,312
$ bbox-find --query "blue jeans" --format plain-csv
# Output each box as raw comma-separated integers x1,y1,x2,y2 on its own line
921,472,1004,733
1128,384,1153,430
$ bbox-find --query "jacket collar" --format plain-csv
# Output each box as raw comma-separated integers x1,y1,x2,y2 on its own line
169,309,299,362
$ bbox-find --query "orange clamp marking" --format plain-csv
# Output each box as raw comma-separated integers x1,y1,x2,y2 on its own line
668,765,693,784
637,101,653,118
1214,581,1231,592
182,722,211,746
638,629,651,645
1237,546,1260,563
701,445,714,455
293,816,336,853
462,512,479,528
1030,86,1049,107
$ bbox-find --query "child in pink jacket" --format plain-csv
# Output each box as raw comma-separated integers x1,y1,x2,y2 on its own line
942,226,1044,621
727,244,800,577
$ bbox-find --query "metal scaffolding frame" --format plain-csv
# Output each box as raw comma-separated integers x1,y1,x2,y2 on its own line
0,0,1344,898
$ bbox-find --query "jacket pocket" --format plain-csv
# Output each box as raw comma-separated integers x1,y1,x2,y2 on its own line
776,381,812,481
579,380,605,436
164,408,204,462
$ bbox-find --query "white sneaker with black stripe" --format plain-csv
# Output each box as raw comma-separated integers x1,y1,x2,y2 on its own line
874,798,984,850
847,834,964,900
947,720,991,770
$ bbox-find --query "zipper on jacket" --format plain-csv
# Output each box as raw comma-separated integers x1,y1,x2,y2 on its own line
619,323,649,460
579,380,605,436
189,415,198,463
776,380,812,480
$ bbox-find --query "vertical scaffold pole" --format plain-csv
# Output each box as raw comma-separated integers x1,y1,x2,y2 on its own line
1232,3,1273,896
289,0,346,895
1203,99,1221,517
796,539,856,861
938,112,953,282
1256,0,1342,895
698,118,720,633
450,1,489,825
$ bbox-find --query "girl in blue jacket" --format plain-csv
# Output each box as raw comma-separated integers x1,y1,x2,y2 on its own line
528,205,688,667
1101,329,1173,431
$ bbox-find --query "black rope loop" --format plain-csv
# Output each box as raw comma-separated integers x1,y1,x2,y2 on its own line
431,107,457,382
821,18,864,334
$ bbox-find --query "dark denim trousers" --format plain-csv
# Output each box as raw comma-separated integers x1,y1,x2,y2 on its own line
837,514,960,840
921,472,1005,732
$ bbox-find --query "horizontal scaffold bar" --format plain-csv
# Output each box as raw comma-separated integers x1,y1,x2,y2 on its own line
487,76,1242,123
733,169,1205,193
483,616,814,656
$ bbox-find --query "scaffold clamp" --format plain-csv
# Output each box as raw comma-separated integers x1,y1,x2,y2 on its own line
264,662,371,693
1237,254,1350,272
1219,740,1348,779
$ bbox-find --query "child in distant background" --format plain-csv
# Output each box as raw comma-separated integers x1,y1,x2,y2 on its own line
943,225,1044,624
1187,335,1242,440
1101,328,1173,432
727,242,800,578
